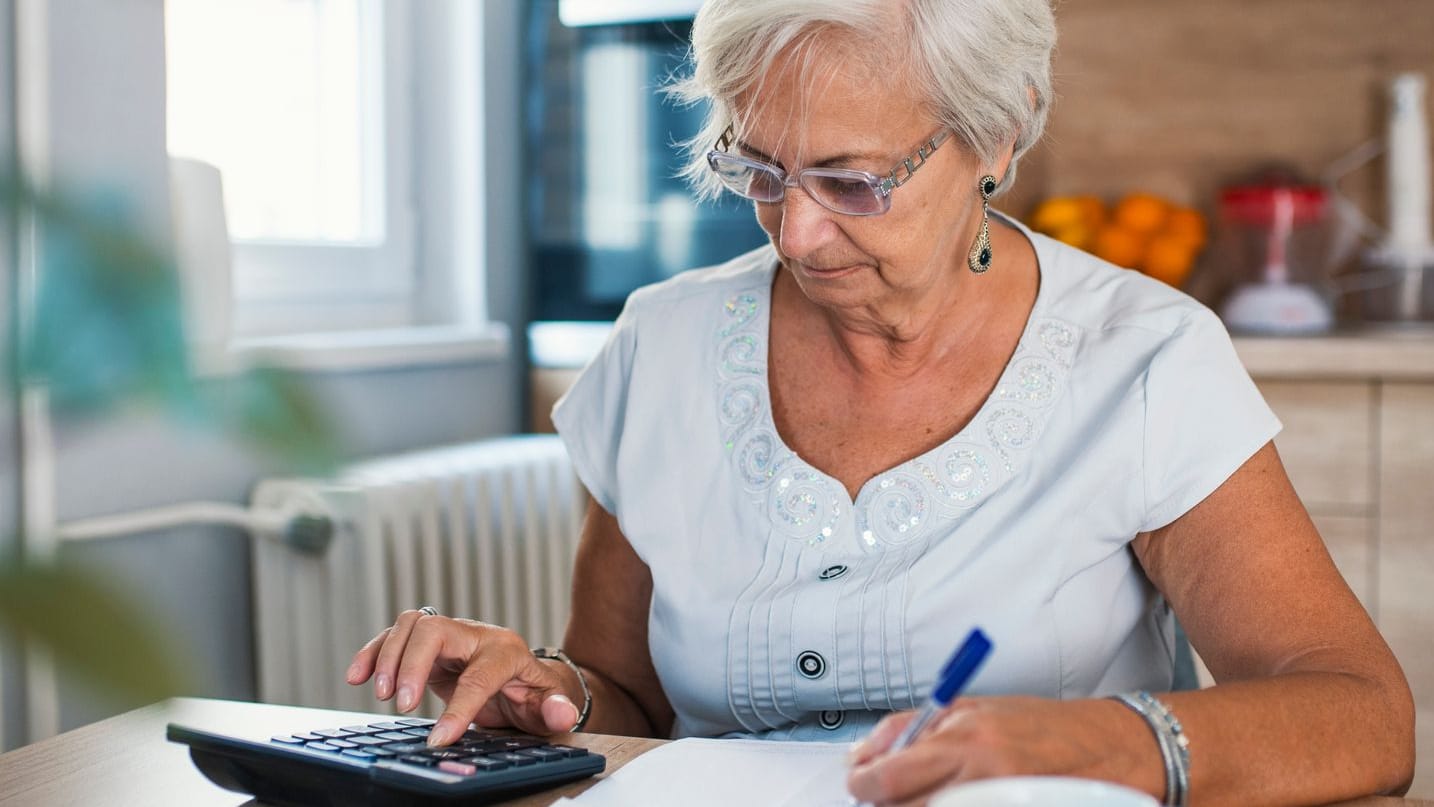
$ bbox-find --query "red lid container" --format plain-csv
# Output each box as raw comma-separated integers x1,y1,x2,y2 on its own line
1220,185,1327,227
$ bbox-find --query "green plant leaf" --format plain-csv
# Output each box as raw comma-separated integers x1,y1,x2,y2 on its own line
210,367,341,476
0,559,190,706
5,176,195,414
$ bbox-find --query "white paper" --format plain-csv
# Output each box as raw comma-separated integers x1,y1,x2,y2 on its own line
553,738,859,807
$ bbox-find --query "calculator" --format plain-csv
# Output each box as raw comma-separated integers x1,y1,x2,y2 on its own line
167,715,606,806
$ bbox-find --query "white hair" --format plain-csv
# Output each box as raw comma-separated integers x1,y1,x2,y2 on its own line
669,0,1056,200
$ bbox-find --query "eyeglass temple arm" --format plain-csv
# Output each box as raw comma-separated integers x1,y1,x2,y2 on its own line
715,124,736,152
879,130,952,196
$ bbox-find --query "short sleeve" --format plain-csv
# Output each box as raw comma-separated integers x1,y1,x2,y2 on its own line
1141,307,1282,532
551,302,639,516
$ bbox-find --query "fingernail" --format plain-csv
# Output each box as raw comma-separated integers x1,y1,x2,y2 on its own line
427,721,454,747
345,662,360,684
551,694,580,727
375,673,391,699
397,686,414,712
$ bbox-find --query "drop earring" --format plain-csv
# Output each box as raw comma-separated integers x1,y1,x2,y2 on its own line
967,175,997,274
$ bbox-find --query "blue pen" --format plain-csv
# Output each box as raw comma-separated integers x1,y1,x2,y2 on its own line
889,628,993,751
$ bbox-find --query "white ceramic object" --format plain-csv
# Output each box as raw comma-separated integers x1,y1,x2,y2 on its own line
930,776,1159,807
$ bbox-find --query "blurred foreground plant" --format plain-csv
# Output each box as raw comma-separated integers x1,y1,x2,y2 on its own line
2,171,341,712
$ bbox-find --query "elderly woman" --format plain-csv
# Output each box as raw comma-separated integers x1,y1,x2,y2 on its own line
348,1,1414,804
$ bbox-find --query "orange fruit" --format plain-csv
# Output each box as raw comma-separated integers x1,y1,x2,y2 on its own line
1143,234,1198,287
1113,193,1171,234
1163,206,1208,250
1073,195,1107,230
1030,197,1085,234
1093,224,1148,269
1050,222,1094,251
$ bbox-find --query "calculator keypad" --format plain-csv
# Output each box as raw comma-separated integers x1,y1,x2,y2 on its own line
273,720,589,779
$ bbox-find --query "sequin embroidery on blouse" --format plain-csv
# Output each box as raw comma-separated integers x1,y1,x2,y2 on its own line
715,285,1082,551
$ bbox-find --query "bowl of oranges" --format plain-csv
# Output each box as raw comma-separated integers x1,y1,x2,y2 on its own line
1027,193,1208,288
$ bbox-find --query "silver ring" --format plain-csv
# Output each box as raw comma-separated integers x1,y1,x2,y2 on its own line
417,606,439,617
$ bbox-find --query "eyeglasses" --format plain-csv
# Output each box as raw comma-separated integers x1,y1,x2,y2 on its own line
705,124,951,216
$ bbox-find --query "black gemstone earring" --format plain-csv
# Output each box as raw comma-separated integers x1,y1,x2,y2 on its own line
967,175,997,274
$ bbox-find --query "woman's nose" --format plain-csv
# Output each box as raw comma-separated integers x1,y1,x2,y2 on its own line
776,186,837,260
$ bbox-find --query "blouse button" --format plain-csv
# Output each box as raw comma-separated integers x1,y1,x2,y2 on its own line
797,651,826,679
818,564,848,581
819,710,844,730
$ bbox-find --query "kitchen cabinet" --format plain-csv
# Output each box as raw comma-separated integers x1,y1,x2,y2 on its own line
1236,333,1434,798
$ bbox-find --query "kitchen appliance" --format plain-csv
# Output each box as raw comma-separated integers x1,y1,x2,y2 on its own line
1354,73,1434,324
1218,182,1334,334
526,0,764,324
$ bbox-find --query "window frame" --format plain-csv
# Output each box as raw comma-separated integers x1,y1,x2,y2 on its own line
212,0,418,337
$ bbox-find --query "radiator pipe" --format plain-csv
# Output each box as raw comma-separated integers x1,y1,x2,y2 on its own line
55,503,334,555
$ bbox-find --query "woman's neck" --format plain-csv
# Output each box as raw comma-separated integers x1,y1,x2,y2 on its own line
775,222,1038,383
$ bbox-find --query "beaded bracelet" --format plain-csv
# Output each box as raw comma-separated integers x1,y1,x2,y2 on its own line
1109,691,1190,807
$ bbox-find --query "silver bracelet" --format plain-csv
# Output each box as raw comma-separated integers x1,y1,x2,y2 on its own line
1134,690,1190,799
1109,691,1189,807
531,647,592,732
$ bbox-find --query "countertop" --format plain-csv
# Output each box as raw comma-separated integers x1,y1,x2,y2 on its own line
1232,327,1434,380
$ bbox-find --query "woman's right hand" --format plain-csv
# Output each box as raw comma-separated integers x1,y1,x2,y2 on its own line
346,609,583,747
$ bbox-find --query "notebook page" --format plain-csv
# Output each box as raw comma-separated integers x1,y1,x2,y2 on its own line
553,737,856,807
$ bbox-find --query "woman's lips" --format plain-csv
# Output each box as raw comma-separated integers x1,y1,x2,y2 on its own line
795,261,864,279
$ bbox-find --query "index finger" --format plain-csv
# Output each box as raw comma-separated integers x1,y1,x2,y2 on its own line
848,710,915,766
427,652,526,746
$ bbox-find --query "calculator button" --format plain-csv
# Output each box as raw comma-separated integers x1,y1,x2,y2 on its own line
437,760,477,776
461,730,496,741
490,752,537,766
341,725,386,735
425,748,469,761
314,728,356,739
518,747,568,762
396,718,436,727
401,727,432,738
326,739,360,749
341,749,377,762
291,732,323,742
305,742,340,752
348,735,391,747
375,731,413,742
548,745,589,757
271,735,305,745
493,737,544,750
399,754,439,767
462,756,512,771
367,721,409,731
384,742,426,754
368,747,398,758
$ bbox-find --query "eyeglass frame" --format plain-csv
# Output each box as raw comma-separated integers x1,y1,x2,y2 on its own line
706,123,953,216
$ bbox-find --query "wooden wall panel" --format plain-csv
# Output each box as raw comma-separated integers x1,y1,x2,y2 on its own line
1006,1,1434,227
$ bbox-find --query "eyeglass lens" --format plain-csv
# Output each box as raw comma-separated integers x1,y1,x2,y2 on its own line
709,155,887,216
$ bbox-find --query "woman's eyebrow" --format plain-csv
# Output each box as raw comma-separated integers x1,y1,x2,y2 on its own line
736,138,882,170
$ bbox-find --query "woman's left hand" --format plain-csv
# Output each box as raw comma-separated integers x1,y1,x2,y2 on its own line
846,696,1153,807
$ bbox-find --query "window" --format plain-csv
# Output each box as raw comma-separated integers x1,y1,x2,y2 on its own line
166,0,422,337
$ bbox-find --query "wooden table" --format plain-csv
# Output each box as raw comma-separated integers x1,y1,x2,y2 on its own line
0,698,1424,806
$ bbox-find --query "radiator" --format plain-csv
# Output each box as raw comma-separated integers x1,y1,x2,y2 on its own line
250,435,586,713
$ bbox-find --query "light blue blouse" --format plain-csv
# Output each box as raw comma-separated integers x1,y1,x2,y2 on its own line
552,222,1280,742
